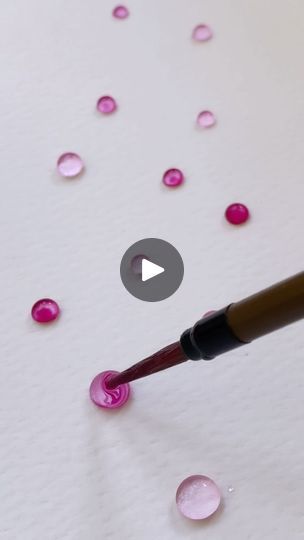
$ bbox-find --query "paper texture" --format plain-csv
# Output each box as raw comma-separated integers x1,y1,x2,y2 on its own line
1,1,304,538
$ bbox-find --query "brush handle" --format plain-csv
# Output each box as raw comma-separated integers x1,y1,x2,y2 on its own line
180,272,304,360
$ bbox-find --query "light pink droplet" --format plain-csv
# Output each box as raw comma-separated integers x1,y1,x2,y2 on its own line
57,153,84,178
90,370,130,409
192,24,213,42
97,96,117,114
197,110,216,128
225,203,250,225
203,310,216,318
162,169,184,188
112,5,129,19
130,255,147,276
176,475,221,520
31,298,60,323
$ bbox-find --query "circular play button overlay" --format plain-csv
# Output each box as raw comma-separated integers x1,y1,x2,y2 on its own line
120,238,184,302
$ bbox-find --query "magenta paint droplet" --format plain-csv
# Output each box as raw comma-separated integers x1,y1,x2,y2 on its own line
112,5,129,19
31,298,60,323
57,153,84,178
97,96,117,114
225,203,250,225
162,169,184,188
197,111,216,128
192,24,213,42
90,370,130,409
176,475,221,520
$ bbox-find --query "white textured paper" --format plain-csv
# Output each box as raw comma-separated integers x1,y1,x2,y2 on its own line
1,1,304,539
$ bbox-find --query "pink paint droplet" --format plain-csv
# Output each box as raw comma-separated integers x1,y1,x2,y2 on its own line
162,169,184,188
176,475,221,520
90,370,130,409
192,24,213,42
197,110,216,128
97,96,117,114
225,203,250,225
112,5,129,19
203,310,216,318
130,255,147,276
31,298,60,323
57,153,84,178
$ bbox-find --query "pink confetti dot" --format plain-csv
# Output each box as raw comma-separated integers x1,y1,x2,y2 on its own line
176,475,221,520
192,24,213,42
162,169,184,188
197,110,216,128
112,5,129,19
97,95,117,114
31,299,60,323
90,370,130,409
225,203,250,225
57,153,84,178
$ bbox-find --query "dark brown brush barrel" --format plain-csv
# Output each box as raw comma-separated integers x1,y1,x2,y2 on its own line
227,272,304,343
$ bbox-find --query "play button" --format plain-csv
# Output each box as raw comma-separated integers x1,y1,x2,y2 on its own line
120,238,184,302
142,259,164,282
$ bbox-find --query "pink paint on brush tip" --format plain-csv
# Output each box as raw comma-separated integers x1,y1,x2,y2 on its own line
31,299,60,323
197,110,216,128
225,203,250,225
112,5,129,19
192,24,213,42
57,153,84,178
162,169,184,187
90,370,130,409
176,475,221,520
97,96,117,114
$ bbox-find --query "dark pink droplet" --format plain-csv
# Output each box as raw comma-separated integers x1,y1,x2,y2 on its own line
90,370,130,409
57,153,84,178
192,24,213,42
31,299,60,323
96,96,117,114
162,168,184,188
225,203,250,225
176,475,221,520
197,110,216,128
112,5,129,19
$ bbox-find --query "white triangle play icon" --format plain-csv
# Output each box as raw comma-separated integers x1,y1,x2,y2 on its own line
142,259,165,282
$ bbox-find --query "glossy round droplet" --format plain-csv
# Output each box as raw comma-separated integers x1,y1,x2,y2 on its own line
197,110,216,128
225,203,250,225
203,310,216,318
31,298,60,323
228,485,235,493
130,255,146,276
57,153,84,178
192,24,213,42
97,96,117,114
162,168,184,188
176,475,221,520
112,5,129,19
90,370,130,409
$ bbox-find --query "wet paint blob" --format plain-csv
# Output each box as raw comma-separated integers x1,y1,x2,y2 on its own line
225,203,250,225
197,110,216,128
176,475,221,520
162,168,184,187
96,96,117,114
57,153,84,178
31,299,60,323
192,24,213,42
90,370,130,409
112,5,129,19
